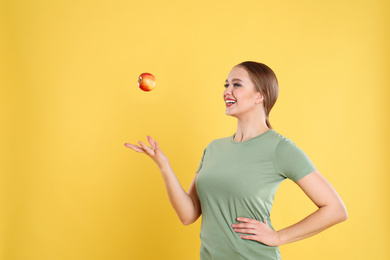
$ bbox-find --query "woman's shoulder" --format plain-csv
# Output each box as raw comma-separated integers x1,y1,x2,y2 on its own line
270,129,296,145
209,135,232,146
271,130,311,158
261,129,307,155
198,135,231,150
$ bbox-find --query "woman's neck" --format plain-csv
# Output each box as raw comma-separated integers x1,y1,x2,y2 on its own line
234,117,269,142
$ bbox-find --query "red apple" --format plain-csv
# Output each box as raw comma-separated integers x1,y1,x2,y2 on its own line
138,73,156,91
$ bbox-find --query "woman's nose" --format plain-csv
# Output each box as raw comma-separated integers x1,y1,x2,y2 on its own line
224,85,233,94
223,88,229,98
224,90,234,100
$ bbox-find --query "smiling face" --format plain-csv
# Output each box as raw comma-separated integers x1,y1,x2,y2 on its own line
223,66,264,117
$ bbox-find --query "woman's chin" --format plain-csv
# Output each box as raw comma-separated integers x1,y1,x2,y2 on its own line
225,111,237,117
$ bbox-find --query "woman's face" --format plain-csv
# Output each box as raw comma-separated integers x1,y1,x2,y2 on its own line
223,66,263,117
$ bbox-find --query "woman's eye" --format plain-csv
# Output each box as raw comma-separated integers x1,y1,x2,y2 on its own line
224,83,241,88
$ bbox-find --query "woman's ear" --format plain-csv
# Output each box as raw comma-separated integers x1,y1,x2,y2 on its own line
255,92,264,104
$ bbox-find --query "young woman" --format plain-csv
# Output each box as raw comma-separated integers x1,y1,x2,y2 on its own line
124,61,348,260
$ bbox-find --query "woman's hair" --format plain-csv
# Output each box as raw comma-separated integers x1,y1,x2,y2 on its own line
235,61,279,129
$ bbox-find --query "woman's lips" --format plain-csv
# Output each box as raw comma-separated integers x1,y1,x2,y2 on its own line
226,101,236,107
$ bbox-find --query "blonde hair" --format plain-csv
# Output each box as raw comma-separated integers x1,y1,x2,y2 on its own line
235,61,279,129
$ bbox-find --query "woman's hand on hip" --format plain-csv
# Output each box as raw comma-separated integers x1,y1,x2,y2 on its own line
232,217,281,247
124,135,169,170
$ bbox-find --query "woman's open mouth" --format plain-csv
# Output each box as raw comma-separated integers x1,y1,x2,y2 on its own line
226,100,236,107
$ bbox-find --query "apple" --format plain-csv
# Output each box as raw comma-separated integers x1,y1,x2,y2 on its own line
138,73,156,91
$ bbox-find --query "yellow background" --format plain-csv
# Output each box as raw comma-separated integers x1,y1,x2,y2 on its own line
1,0,389,259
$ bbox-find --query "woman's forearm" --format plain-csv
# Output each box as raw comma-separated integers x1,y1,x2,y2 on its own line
125,137,200,225
276,204,348,245
159,164,200,225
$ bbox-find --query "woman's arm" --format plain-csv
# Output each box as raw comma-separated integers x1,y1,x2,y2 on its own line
232,170,347,246
160,165,202,225
124,135,201,225
276,169,348,245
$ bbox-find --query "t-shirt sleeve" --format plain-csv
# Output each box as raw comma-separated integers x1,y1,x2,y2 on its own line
274,138,317,182
196,147,207,173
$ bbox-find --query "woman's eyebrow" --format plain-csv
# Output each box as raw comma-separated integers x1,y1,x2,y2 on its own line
225,78,244,82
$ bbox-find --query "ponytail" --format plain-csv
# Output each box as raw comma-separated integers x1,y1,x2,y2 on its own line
265,116,272,129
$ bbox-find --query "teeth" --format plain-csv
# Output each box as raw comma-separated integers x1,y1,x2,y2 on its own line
225,100,236,104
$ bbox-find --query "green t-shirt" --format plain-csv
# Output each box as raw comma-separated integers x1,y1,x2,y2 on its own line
196,129,317,260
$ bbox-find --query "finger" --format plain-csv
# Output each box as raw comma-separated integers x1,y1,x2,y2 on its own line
124,143,146,153
147,136,155,149
155,140,159,150
233,223,254,228
233,228,257,235
237,217,258,223
138,141,153,154
239,235,259,241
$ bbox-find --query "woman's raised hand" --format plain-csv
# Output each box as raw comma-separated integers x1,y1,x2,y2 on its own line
124,135,170,170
